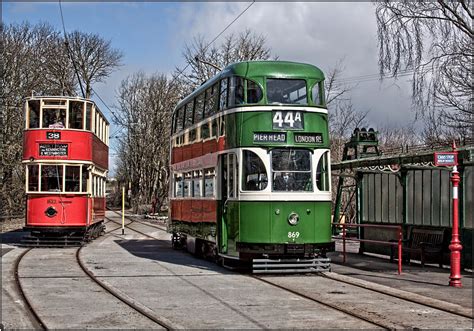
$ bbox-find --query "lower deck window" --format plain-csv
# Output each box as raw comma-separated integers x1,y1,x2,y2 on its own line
41,165,63,192
271,149,312,192
242,150,268,191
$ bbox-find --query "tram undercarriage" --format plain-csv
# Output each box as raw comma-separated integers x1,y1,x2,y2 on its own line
21,221,106,247
171,231,334,273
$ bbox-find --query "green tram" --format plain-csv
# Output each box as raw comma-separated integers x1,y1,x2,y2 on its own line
169,61,334,272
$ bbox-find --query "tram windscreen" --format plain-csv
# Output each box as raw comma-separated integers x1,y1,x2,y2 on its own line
272,149,312,192
267,79,307,104
41,165,63,192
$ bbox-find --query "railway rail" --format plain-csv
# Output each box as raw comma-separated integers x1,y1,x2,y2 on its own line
75,245,174,329
107,212,472,329
13,248,47,330
104,214,389,329
13,238,174,330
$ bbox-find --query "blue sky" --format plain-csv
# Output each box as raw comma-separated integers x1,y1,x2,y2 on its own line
3,2,417,174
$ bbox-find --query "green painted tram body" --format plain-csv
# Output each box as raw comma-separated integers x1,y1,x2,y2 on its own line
169,61,334,260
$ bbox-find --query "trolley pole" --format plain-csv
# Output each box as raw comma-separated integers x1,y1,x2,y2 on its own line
449,143,462,287
122,186,125,235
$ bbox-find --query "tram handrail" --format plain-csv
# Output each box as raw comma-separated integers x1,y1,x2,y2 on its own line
332,223,403,275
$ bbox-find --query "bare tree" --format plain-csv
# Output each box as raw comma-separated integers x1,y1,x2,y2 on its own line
67,31,123,98
175,29,273,95
1,22,122,220
114,72,179,213
1,22,73,220
375,1,473,135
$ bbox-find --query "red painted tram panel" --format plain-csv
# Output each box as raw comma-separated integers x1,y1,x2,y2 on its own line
22,96,109,234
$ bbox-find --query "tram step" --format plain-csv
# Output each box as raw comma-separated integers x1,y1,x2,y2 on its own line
20,235,84,247
252,257,331,274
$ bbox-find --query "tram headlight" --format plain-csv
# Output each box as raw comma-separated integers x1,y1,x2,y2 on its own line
288,212,299,226
45,206,57,218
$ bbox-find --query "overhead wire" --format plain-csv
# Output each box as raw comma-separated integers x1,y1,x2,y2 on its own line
59,0,85,98
171,1,256,85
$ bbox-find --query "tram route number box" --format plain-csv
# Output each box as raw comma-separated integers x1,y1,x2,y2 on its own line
39,143,68,157
434,152,457,166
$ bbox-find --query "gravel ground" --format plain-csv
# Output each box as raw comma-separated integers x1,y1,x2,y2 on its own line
1,218,25,233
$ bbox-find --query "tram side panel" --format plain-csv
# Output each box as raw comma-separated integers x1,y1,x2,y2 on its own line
26,195,89,229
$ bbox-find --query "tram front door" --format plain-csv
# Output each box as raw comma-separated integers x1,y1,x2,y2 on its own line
218,154,228,254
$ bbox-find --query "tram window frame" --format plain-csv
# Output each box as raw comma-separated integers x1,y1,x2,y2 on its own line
267,78,308,105
184,101,194,129
40,164,63,192
211,119,218,139
201,121,210,140
27,164,39,191
27,100,41,129
69,101,84,129
193,170,203,198
42,108,66,129
174,173,183,197
227,153,238,198
205,84,218,118
228,76,245,107
81,165,89,192
195,93,205,123
311,81,324,106
189,128,197,143
65,165,81,192
246,79,263,104
85,103,92,131
219,78,229,110
271,149,313,192
242,150,268,191
176,107,184,131
316,151,330,191
204,168,215,198
183,172,192,197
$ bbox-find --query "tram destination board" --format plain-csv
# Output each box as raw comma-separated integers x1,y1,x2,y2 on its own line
253,132,287,143
294,132,323,144
39,143,68,157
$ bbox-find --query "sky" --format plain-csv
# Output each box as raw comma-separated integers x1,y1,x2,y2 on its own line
3,1,418,174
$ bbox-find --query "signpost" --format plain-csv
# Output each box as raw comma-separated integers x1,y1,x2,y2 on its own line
434,142,462,287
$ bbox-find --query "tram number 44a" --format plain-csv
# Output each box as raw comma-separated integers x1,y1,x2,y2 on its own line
288,231,300,239
273,110,304,130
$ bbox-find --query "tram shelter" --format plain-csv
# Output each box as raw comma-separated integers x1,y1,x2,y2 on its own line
332,135,473,269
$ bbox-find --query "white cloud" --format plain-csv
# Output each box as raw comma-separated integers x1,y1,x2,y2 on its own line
174,2,418,127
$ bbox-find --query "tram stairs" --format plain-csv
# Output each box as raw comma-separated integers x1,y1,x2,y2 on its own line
252,257,331,274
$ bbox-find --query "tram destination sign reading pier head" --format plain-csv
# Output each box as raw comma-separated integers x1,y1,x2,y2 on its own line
253,132,287,143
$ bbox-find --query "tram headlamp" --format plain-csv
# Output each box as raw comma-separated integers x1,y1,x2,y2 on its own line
45,206,57,218
288,212,299,226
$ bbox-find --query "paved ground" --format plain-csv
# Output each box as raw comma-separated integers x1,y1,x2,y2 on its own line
1,212,472,329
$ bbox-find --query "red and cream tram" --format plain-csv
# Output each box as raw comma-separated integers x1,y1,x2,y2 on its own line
22,96,109,246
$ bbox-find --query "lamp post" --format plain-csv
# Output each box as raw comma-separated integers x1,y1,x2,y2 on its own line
448,142,462,287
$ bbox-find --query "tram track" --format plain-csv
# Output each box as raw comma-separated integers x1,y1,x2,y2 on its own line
14,231,174,329
109,211,473,329
13,248,48,330
75,245,175,330
105,214,387,329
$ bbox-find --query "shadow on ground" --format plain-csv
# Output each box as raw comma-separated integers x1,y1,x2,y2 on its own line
113,238,234,274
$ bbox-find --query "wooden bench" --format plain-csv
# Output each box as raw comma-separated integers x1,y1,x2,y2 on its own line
390,227,446,267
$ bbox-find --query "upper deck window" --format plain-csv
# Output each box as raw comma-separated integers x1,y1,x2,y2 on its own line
311,82,324,106
28,100,40,128
85,103,92,131
69,101,84,129
247,80,263,104
228,77,245,107
43,108,66,129
267,79,307,105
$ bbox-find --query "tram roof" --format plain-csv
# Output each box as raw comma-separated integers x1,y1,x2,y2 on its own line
176,60,325,110
25,95,109,125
